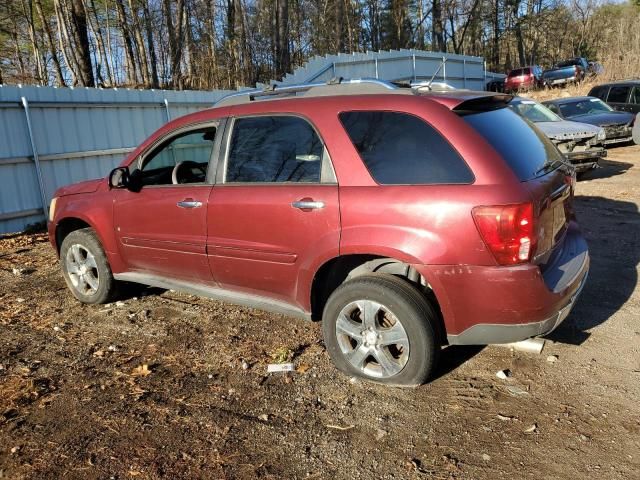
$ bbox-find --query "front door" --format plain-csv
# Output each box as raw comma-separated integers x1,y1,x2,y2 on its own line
207,115,340,306
114,122,221,282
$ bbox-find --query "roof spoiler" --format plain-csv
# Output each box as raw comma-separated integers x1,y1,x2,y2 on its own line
453,94,514,113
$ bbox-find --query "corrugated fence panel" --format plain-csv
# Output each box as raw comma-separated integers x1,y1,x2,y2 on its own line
0,85,233,234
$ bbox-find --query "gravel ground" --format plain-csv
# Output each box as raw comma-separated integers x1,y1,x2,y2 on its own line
1,144,639,480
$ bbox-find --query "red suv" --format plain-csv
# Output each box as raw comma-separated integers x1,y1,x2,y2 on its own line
504,66,543,92
48,79,589,386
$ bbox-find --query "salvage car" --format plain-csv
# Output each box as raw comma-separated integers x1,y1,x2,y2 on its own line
542,96,635,145
504,65,543,92
542,57,588,87
509,97,606,174
48,79,589,386
588,81,640,114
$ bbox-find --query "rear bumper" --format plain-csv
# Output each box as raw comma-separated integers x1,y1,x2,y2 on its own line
419,223,589,345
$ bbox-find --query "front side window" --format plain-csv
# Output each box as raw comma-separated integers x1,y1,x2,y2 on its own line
631,86,640,105
225,116,323,183
339,111,473,185
138,127,217,186
608,86,631,103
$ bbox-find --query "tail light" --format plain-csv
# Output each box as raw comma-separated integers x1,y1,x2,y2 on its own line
472,203,536,265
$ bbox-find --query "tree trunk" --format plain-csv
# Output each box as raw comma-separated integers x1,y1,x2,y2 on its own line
114,0,139,85
84,0,113,85
21,0,47,84
275,0,290,78
163,0,185,87
336,0,345,52
432,0,444,51
142,0,159,88
35,0,66,86
127,0,152,86
69,0,95,86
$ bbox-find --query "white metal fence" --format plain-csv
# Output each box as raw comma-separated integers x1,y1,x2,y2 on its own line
0,50,504,234
0,85,231,234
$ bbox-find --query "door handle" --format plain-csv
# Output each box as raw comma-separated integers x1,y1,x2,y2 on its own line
291,200,325,210
177,199,203,209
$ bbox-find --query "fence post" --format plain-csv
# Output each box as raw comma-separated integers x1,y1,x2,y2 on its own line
21,97,48,219
463,59,466,88
375,58,379,79
164,98,171,122
443,56,447,83
412,54,416,81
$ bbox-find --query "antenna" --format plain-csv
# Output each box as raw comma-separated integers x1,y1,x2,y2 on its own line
425,57,448,90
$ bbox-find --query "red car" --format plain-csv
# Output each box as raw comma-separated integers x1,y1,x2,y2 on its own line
504,65,543,92
48,80,589,386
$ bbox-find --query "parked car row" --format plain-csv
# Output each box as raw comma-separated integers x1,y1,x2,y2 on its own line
47,78,591,386
489,57,604,93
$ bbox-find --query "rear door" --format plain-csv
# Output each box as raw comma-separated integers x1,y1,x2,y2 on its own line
207,114,340,305
113,121,223,282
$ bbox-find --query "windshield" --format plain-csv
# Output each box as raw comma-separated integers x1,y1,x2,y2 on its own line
558,98,614,118
461,107,565,181
510,101,561,123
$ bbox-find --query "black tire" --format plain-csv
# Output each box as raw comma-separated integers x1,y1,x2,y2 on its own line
322,273,440,386
60,228,118,304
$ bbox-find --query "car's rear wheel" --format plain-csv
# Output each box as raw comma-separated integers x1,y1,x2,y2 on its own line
322,273,439,386
60,228,118,304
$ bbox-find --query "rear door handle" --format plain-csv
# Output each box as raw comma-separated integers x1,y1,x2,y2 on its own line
291,200,325,210
177,199,203,209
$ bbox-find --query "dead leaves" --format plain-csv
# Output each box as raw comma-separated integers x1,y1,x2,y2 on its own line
130,364,153,377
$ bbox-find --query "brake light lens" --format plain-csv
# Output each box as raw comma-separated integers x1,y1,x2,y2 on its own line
472,203,536,265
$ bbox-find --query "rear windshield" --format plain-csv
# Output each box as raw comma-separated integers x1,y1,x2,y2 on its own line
508,68,529,77
461,107,564,181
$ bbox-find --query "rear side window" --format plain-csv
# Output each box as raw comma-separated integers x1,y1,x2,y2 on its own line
589,85,608,100
339,111,473,185
225,116,323,183
608,86,631,103
462,107,564,181
631,86,640,105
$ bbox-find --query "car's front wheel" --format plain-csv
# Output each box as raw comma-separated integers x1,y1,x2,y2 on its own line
60,228,118,304
322,273,440,386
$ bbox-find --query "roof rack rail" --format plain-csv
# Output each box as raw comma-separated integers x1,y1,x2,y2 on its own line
214,77,399,107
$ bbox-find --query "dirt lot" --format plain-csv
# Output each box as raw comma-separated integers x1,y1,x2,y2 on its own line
1,145,639,480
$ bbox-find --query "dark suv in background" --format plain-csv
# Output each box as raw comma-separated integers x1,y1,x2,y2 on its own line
47,79,589,386
589,81,640,114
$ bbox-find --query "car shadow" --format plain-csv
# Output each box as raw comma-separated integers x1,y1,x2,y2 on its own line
579,157,633,181
547,195,640,345
431,345,485,381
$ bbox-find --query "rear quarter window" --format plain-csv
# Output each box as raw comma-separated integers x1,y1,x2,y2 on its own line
461,107,564,181
338,111,473,185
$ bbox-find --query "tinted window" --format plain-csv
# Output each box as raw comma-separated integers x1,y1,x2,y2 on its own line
226,116,323,183
631,87,640,105
509,68,529,77
462,107,564,181
139,127,216,186
558,98,613,117
589,85,608,100
339,111,473,185
608,86,631,103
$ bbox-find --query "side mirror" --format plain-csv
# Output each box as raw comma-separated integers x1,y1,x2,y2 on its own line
108,167,129,189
